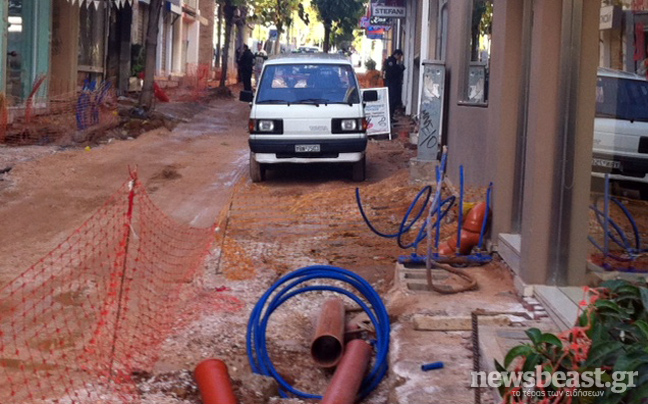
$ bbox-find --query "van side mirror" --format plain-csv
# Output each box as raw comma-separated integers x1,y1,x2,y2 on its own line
363,90,378,102
239,91,254,102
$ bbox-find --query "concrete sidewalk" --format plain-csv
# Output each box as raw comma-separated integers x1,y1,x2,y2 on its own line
385,261,562,403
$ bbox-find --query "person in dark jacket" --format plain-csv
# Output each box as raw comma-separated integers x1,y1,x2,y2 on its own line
238,45,255,92
383,49,405,122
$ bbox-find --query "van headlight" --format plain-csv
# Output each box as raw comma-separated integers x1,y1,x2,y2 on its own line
249,119,283,134
258,120,275,131
332,118,364,133
341,119,357,131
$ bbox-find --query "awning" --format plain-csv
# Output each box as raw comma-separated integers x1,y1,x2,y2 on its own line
168,0,182,15
63,0,133,9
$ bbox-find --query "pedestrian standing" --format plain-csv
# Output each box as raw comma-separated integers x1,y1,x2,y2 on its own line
238,45,255,92
253,43,268,88
383,49,405,122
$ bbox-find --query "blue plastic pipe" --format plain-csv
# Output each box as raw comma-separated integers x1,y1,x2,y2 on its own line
421,361,444,371
456,166,465,255
246,265,390,400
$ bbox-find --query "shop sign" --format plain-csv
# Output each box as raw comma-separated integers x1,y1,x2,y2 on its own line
600,5,621,30
370,16,391,25
372,5,406,18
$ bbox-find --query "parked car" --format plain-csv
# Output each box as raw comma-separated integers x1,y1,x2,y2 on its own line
240,53,378,182
592,68,648,186
295,46,321,53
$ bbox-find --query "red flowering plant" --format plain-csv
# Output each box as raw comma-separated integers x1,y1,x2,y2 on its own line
496,279,648,403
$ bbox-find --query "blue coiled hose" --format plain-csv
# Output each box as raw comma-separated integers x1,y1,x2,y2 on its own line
588,175,646,265
246,265,390,400
355,186,456,251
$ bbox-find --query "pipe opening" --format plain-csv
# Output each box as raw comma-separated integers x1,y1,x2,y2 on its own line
311,335,343,367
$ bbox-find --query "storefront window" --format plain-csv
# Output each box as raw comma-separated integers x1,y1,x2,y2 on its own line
7,0,24,103
462,0,493,105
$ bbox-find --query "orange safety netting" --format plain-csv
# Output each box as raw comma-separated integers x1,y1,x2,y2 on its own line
1,78,118,146
165,63,212,103
0,172,215,403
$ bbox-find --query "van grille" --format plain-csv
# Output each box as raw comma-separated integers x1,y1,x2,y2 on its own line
639,137,648,154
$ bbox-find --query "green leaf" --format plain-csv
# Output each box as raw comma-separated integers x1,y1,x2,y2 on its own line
589,320,609,342
636,364,648,385
586,341,624,367
635,320,648,340
628,382,648,404
594,391,624,404
494,359,506,373
521,352,541,373
539,333,563,349
613,351,648,373
616,284,640,296
525,328,542,346
640,287,648,312
504,344,533,368
600,279,628,291
594,391,623,404
594,299,625,313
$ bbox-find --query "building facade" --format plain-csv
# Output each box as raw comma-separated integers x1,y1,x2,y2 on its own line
0,0,214,108
395,0,603,289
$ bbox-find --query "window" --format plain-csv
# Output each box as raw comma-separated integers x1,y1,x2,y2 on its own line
256,64,360,105
461,0,493,105
596,75,648,122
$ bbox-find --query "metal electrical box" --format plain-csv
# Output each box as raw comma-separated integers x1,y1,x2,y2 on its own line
417,61,445,161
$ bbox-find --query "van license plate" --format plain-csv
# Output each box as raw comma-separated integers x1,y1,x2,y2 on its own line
295,144,320,152
592,158,621,169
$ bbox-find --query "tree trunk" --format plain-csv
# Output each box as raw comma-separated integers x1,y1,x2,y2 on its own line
323,21,331,53
216,4,222,68
274,23,283,55
118,3,133,95
219,5,235,88
139,0,163,110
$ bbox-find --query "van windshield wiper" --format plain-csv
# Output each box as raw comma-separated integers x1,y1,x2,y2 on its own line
257,99,291,105
294,98,329,106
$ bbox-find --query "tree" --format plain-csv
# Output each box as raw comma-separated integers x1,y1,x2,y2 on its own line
218,0,237,88
251,0,307,54
311,0,364,52
139,0,163,110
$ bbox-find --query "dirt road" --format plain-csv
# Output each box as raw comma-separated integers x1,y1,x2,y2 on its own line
0,99,249,285
0,93,516,403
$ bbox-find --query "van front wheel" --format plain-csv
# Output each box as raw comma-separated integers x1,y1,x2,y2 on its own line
250,154,265,182
351,157,366,182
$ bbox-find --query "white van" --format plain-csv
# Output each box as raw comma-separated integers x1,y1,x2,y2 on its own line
592,68,648,185
240,53,378,182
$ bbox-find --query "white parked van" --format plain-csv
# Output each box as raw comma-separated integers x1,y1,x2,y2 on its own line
240,53,378,182
592,68,648,184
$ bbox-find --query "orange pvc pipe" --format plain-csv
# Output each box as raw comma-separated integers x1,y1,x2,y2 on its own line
311,298,346,368
194,359,238,404
321,339,373,404
439,201,489,256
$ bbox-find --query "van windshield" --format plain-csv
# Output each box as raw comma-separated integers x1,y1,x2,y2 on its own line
596,76,648,122
256,64,361,105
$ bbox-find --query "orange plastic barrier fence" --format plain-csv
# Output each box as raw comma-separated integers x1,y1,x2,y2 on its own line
0,172,215,403
1,78,118,146
167,63,212,103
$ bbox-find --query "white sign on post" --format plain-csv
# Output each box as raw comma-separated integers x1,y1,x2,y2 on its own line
362,87,391,138
372,5,406,18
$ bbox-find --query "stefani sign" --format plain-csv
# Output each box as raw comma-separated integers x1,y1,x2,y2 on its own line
372,5,406,18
